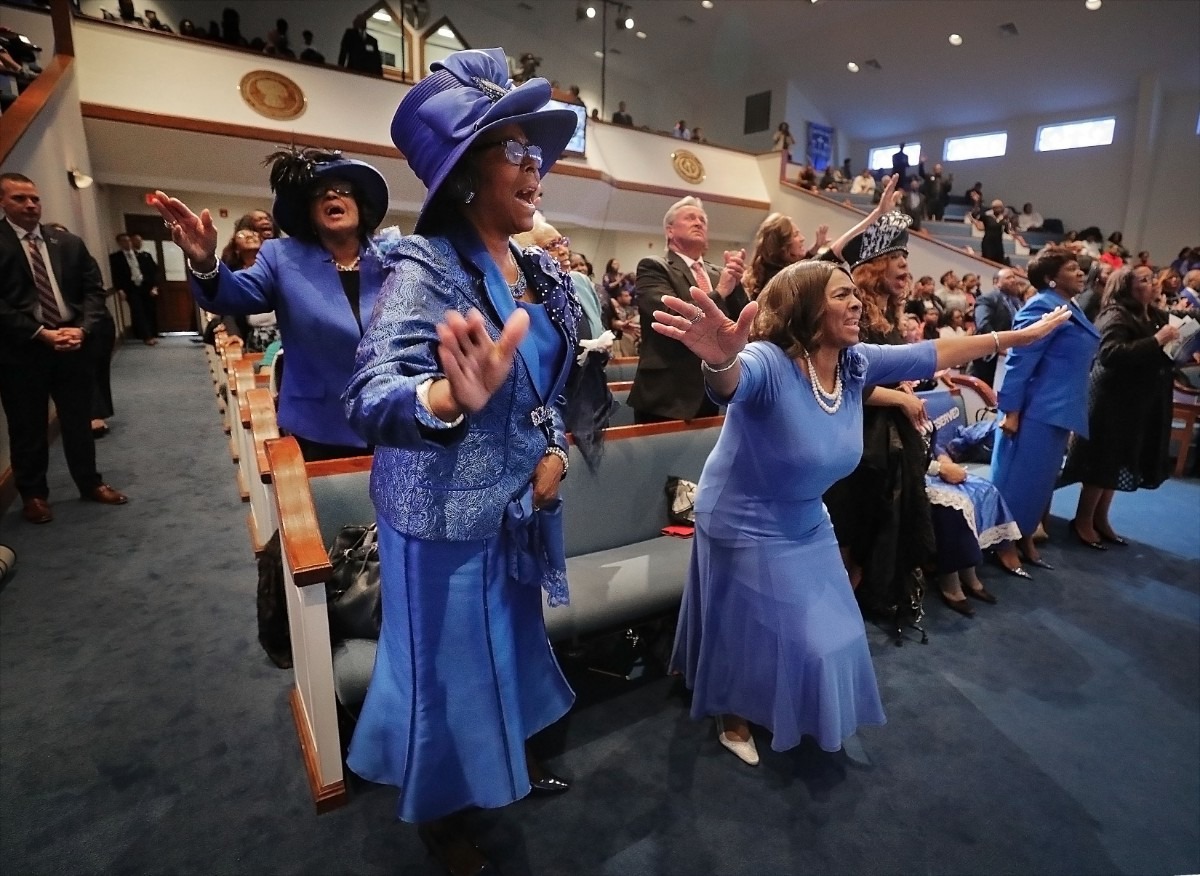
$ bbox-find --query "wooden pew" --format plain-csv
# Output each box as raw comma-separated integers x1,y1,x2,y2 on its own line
266,437,373,813
1171,379,1200,478
245,387,279,555
606,356,639,382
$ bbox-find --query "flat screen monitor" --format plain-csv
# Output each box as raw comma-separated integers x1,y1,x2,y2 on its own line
546,99,587,157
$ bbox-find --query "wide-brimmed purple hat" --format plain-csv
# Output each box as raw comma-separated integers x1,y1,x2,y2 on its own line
268,150,389,240
391,48,578,233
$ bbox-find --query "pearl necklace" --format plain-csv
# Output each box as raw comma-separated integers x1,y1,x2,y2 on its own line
334,255,361,272
802,348,843,414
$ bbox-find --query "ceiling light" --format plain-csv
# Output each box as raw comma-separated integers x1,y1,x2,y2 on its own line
636,30,646,38
948,33,963,45
1085,0,1102,8
624,15,635,28
594,50,604,57
847,62,859,72
701,0,714,7
371,10,390,21
586,5,596,17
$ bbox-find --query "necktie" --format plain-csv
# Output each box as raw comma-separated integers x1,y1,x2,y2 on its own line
690,260,713,294
25,233,63,326
126,250,143,285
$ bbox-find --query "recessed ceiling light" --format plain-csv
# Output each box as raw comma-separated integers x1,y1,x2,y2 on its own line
847,62,859,72
636,30,647,38
948,33,963,46
702,0,714,7
1085,0,1102,8
594,50,604,57
586,5,597,17
624,15,635,28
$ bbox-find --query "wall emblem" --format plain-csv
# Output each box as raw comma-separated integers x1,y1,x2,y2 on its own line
239,70,307,121
671,150,705,185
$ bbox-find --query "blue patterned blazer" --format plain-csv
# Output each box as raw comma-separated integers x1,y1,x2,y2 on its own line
344,229,576,542
996,290,1101,436
190,236,386,447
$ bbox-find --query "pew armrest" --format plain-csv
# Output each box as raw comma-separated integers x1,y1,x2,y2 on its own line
266,436,333,588
247,388,279,484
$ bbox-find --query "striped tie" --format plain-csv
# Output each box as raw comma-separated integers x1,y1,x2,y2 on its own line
690,259,713,294
25,233,63,326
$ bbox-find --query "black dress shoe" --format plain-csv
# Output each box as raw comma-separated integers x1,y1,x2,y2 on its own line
417,822,497,876
939,592,974,617
965,586,998,605
1097,529,1128,546
1070,520,1107,551
528,759,571,794
1025,556,1055,570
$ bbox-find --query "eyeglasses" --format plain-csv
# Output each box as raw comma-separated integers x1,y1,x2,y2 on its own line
479,139,543,169
545,236,570,250
309,183,355,200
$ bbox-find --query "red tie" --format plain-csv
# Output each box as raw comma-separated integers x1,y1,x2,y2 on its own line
690,259,713,294
25,233,63,325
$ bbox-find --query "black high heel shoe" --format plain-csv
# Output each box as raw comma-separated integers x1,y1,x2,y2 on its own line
418,820,497,876
526,748,571,795
991,552,1032,579
939,592,974,617
1097,529,1128,546
1070,520,1107,551
964,585,998,605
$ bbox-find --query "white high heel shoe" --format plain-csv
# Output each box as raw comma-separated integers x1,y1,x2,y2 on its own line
716,715,759,766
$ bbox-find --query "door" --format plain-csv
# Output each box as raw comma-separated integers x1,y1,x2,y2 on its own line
124,213,197,334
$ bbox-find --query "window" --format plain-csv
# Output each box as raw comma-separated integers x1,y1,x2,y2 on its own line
1035,117,1115,152
547,99,587,156
943,132,1007,162
868,143,921,171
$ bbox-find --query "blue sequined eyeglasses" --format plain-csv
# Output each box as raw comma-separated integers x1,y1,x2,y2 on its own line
480,139,543,169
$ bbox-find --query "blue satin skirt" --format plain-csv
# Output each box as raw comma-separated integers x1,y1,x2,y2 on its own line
990,417,1070,536
346,520,575,823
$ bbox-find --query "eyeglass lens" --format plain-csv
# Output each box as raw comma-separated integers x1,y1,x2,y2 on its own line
501,140,543,169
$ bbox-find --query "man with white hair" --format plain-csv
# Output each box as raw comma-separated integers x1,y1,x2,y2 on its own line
628,196,748,422
971,198,1016,265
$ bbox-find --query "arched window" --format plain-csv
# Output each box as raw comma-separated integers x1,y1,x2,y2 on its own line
356,1,415,81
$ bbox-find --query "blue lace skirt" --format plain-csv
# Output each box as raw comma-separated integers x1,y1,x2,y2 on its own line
670,512,886,752
347,521,574,823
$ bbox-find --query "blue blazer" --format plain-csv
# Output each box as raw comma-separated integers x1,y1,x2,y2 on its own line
996,290,1100,435
344,231,576,542
190,237,385,447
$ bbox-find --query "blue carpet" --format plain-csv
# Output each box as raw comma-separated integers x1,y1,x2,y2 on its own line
1,338,1197,875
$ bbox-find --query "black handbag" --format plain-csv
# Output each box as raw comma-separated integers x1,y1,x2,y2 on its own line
326,524,382,642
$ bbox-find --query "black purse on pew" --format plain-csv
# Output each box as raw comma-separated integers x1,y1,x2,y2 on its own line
326,524,382,643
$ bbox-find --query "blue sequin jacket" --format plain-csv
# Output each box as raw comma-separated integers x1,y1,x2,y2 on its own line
344,228,578,542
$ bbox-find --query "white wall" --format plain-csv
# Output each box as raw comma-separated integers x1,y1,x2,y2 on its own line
847,91,1198,260
1140,90,1200,262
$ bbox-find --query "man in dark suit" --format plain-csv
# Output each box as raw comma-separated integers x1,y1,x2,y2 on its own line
919,161,953,220
0,173,127,523
899,178,927,231
337,13,382,76
891,143,910,186
109,232,159,344
969,267,1025,386
628,196,748,423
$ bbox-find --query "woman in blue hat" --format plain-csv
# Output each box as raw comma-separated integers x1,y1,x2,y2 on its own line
341,48,581,872
152,150,391,460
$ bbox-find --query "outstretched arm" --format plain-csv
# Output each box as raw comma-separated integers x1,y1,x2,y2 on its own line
827,174,902,260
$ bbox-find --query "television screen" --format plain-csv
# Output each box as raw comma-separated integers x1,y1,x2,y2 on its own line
546,99,587,156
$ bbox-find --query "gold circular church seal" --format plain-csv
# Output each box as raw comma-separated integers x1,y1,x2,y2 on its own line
239,70,307,121
671,149,705,185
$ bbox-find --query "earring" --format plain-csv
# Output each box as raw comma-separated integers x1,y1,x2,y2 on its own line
1048,280,1056,288
463,190,475,204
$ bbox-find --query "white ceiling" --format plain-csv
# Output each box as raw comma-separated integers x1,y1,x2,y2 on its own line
482,0,1200,142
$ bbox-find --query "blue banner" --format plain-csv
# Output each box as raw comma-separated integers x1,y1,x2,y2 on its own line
807,122,834,171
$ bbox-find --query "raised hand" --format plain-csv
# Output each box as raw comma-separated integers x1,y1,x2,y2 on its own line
1013,305,1071,346
651,286,758,367
716,248,746,296
871,173,902,216
151,191,219,268
436,307,529,415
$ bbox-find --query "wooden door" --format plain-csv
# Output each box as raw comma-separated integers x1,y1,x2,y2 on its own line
124,213,197,334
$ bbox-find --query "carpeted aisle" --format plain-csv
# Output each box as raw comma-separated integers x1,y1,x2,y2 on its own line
1,339,1197,875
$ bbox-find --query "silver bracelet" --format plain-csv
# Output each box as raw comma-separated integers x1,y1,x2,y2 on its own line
991,331,1002,354
701,356,739,374
544,445,569,475
187,258,219,280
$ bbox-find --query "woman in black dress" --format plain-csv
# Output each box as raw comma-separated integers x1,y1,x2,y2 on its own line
1063,265,1180,546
